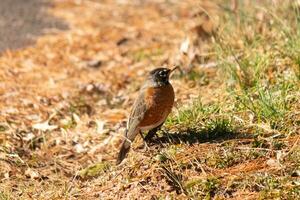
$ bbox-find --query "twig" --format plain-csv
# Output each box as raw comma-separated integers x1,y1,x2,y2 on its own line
283,135,300,159
234,147,273,152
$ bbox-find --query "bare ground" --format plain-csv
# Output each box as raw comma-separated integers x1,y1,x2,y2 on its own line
0,0,67,53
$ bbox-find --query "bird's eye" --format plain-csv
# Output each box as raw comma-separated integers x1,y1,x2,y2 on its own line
157,69,168,78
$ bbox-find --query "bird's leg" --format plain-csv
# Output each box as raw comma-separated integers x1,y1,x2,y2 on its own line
144,124,163,142
139,131,149,151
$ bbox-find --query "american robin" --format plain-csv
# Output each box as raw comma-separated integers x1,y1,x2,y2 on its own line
116,67,179,164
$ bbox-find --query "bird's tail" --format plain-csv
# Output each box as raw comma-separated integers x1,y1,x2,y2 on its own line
116,136,132,165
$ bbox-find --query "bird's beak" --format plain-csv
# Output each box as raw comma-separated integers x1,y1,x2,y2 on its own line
168,66,180,76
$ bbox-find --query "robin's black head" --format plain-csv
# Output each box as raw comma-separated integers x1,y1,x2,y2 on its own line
148,67,179,86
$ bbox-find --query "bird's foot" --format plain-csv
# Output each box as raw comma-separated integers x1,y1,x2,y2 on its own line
143,141,150,151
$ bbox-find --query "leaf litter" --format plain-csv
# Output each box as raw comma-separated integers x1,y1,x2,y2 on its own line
0,0,299,199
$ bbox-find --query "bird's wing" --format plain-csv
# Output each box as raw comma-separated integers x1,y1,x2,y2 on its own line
126,90,147,141
117,86,148,164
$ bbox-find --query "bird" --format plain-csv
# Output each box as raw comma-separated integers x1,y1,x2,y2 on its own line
116,67,179,165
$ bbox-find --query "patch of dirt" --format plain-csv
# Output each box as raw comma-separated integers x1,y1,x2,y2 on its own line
0,0,67,53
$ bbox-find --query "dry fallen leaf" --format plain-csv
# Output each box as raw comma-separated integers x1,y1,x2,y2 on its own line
74,143,86,153
23,132,35,141
266,158,281,168
25,168,40,179
180,37,190,55
32,121,58,131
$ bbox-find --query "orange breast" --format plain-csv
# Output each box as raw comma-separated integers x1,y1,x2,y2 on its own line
139,84,175,128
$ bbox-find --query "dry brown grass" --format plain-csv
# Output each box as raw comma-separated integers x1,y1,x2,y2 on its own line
1,0,300,199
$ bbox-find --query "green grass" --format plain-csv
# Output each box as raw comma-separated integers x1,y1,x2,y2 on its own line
78,162,111,179
206,0,300,137
185,177,220,199
156,1,300,198
166,101,220,126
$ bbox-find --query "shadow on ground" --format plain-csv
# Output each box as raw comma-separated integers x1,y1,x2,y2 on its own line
149,126,253,146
